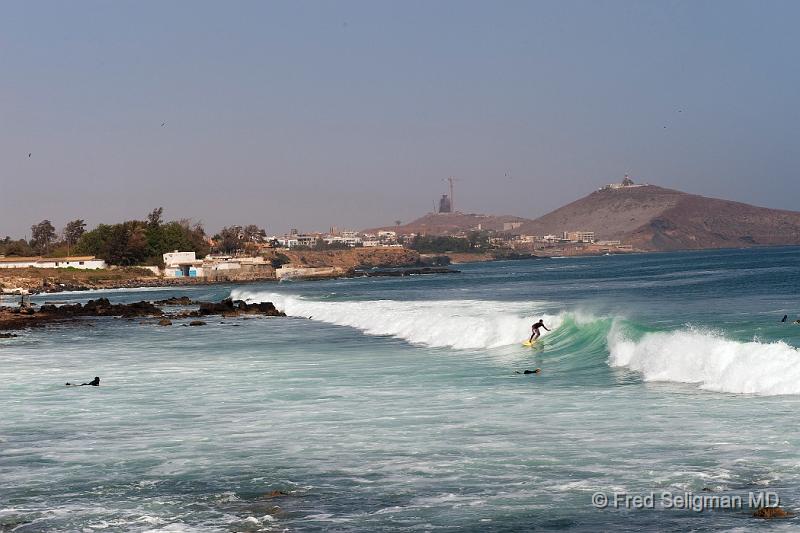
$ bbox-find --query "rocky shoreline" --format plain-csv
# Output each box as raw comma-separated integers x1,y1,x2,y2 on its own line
0,297,285,332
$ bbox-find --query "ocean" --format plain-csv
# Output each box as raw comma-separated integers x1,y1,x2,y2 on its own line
2,247,799,531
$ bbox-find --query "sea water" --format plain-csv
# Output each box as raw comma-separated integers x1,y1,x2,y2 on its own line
1,247,800,531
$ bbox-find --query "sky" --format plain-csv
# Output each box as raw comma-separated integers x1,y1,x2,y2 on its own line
1,0,798,238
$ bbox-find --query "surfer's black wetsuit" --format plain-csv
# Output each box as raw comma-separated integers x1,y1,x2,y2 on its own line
66,377,100,386
529,321,550,342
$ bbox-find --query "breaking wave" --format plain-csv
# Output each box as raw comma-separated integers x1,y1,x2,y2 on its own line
231,289,561,350
608,325,800,396
232,289,800,395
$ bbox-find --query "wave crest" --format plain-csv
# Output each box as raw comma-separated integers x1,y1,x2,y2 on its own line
231,289,559,349
608,325,800,395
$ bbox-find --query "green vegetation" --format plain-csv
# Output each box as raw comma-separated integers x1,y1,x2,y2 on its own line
314,238,353,250
0,237,34,257
211,225,267,254
409,231,490,254
74,208,209,266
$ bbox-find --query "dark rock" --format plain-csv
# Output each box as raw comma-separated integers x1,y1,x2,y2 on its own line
189,320,206,326
753,507,793,519
193,298,285,318
0,332,18,338
157,319,173,326
38,298,163,319
358,267,460,277
154,296,195,305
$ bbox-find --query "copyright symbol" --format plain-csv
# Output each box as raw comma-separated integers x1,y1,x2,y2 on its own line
592,492,608,509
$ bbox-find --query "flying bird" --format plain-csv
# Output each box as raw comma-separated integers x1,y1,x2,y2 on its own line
28,153,31,158
161,122,166,127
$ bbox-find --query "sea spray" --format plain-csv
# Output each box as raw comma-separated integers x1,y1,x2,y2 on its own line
231,289,561,349
233,289,800,396
607,325,800,395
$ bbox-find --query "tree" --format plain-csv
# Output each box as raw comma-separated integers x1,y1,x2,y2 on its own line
242,224,266,243
30,220,57,254
409,235,471,254
214,226,242,254
147,207,164,228
467,230,490,250
1,239,33,257
63,219,86,246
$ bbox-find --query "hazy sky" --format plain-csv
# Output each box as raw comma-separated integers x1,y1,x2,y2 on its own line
1,1,798,237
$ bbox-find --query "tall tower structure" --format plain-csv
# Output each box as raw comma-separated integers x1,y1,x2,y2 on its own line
447,176,456,212
438,194,451,213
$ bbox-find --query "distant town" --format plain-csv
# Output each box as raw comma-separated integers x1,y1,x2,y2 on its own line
0,177,647,287
4,171,800,293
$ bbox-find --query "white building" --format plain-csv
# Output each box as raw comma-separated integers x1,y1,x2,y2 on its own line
323,235,363,247
564,231,595,243
163,251,204,278
0,256,106,269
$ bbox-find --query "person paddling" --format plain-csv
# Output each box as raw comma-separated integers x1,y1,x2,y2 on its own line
529,319,550,343
66,376,100,387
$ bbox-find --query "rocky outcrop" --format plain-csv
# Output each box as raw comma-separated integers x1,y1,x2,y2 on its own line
38,298,163,318
262,248,420,271
1,297,285,332
154,296,196,305
355,267,460,277
753,507,793,519
191,298,284,317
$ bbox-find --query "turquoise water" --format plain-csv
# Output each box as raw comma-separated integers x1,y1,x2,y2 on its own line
2,247,800,531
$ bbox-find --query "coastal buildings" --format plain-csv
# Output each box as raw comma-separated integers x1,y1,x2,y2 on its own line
600,174,647,191
163,251,271,278
163,251,204,278
564,231,595,243
0,256,107,269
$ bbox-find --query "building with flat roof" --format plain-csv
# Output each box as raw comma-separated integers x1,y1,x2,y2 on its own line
0,256,106,269
163,251,203,277
564,231,595,243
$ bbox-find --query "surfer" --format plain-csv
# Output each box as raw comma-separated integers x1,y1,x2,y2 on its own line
782,315,788,323
515,369,541,375
528,319,550,343
66,376,100,387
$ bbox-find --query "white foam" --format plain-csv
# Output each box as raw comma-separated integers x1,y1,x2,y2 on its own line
608,325,800,395
230,289,559,349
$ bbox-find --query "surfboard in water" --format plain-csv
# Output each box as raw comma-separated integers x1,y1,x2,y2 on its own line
522,340,538,347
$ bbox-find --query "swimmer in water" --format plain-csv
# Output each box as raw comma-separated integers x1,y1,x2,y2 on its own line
66,376,100,387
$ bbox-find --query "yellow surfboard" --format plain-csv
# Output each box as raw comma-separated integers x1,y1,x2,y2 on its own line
522,340,538,347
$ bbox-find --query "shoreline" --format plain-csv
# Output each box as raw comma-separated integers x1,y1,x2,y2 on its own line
3,244,794,297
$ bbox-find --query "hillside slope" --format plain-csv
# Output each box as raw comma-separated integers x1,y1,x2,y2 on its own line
369,213,532,235
517,185,800,251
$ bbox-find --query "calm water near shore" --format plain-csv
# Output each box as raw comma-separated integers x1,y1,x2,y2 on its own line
2,247,800,531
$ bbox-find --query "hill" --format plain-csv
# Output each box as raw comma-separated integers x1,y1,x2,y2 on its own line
516,185,800,251
368,212,532,236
